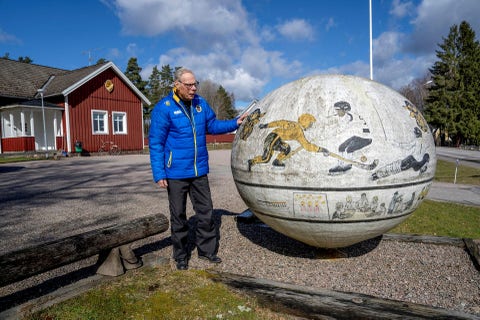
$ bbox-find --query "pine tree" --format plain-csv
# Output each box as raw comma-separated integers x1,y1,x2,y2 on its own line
124,57,147,96
159,65,175,99
424,21,480,146
147,66,162,107
215,86,237,119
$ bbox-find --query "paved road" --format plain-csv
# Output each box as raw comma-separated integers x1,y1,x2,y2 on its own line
429,147,480,207
435,146,480,168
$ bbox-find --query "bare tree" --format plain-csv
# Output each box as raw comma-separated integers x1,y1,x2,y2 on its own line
398,73,431,112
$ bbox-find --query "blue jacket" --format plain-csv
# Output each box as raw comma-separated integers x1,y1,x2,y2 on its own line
149,89,239,182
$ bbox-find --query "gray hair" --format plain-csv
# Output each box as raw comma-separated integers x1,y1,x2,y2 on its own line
174,67,194,81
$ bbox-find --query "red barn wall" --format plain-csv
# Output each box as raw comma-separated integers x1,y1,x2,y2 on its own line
67,69,144,153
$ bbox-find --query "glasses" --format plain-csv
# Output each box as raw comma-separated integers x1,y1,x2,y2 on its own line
179,80,199,89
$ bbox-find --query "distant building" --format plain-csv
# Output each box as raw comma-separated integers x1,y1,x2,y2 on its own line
0,58,150,154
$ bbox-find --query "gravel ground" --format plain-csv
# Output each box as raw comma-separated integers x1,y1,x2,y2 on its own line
1,150,479,317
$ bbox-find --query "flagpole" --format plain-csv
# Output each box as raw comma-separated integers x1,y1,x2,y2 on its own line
369,0,373,80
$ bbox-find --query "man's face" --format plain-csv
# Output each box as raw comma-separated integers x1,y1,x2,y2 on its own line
175,72,198,101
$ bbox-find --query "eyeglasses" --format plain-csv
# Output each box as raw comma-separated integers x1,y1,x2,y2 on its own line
179,80,199,89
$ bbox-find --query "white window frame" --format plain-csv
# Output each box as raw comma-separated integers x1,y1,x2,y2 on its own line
92,110,108,134
112,111,127,134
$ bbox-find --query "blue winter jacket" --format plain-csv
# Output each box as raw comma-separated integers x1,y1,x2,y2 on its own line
149,89,239,182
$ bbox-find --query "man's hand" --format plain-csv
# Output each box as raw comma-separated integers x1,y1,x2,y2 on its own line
157,179,168,188
237,113,248,126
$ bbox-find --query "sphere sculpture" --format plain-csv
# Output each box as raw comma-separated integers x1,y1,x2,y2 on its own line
231,75,436,248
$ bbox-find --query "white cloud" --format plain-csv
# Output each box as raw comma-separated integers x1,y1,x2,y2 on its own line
152,44,301,101
126,43,142,57
360,0,480,90
277,19,315,41
0,28,21,44
406,0,480,54
111,0,256,46
325,17,336,31
106,0,480,105
106,0,305,102
389,0,414,18
373,31,404,64
321,53,434,91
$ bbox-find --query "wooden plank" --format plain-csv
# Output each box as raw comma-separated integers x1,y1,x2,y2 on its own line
463,238,480,271
382,233,465,247
210,271,478,320
0,214,168,287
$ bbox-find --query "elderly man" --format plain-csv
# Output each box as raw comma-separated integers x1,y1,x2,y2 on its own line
149,67,246,270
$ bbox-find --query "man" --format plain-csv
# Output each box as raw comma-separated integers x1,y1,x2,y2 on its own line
149,68,246,270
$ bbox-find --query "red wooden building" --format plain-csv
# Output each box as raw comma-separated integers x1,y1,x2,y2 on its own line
0,58,150,155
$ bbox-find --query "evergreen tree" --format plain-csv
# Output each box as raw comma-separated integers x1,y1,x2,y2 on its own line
147,65,162,107
424,21,480,146
96,58,108,65
18,56,33,63
159,65,175,99
215,86,237,119
124,57,147,96
457,21,480,145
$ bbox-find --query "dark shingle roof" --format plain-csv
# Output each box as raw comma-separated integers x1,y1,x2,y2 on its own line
46,64,109,96
0,58,150,105
0,58,108,99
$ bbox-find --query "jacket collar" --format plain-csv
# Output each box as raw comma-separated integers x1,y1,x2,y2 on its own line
172,87,197,107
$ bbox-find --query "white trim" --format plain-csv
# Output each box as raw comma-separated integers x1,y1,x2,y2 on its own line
112,111,127,134
0,104,63,111
21,111,26,136
91,109,109,134
65,96,72,153
141,102,145,149
61,62,151,106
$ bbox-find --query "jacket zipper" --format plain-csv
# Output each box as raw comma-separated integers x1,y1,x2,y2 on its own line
178,100,198,176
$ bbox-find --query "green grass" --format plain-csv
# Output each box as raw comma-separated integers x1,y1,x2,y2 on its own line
391,199,480,238
434,159,480,185
24,267,290,320
0,156,43,163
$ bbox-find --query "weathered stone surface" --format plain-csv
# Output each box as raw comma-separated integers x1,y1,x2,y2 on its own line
232,75,436,248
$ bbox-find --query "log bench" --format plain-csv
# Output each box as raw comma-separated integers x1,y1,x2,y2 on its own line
210,271,478,319
0,213,169,287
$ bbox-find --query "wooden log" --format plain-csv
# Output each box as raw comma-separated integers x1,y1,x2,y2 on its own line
0,214,169,287
210,271,478,320
463,238,480,271
382,233,466,247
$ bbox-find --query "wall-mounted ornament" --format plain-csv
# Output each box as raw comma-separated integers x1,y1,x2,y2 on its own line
105,79,114,93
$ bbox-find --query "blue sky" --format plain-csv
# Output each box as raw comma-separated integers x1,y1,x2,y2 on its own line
1,0,480,108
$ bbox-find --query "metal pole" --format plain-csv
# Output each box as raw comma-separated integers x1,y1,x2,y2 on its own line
369,0,373,80
38,89,48,159
454,159,459,184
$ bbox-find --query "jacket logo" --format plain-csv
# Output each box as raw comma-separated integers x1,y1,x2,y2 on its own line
196,105,202,112
174,110,182,115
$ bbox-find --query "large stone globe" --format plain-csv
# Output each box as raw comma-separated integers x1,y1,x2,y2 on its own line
231,74,436,248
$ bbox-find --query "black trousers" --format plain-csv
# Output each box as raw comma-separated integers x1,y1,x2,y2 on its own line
167,175,217,261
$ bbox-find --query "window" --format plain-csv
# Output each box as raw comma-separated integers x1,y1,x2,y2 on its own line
92,110,108,134
112,112,127,134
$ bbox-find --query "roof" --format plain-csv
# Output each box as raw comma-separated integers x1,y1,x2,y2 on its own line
0,58,150,105
0,58,66,99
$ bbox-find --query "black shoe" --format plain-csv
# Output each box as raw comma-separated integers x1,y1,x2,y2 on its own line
198,254,222,264
176,259,188,270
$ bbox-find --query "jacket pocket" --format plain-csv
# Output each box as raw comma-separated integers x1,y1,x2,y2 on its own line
167,151,173,168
